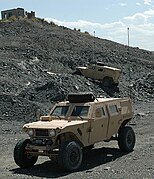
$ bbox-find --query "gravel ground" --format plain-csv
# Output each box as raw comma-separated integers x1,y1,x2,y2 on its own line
0,101,153,179
0,18,154,179
0,18,154,121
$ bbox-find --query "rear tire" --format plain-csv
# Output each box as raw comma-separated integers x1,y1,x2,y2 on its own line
72,69,82,75
102,77,113,87
14,139,38,168
118,126,135,152
59,141,83,171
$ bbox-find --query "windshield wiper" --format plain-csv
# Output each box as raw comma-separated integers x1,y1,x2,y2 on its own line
77,115,85,120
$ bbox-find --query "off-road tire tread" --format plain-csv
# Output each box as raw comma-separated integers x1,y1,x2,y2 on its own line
14,139,38,168
118,126,135,152
59,141,83,171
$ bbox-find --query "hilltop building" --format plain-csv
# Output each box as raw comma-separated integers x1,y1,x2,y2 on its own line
1,8,35,19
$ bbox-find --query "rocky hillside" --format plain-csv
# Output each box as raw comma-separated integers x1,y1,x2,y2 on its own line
0,18,154,121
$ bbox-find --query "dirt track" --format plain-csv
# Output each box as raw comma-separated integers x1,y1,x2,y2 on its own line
0,101,153,179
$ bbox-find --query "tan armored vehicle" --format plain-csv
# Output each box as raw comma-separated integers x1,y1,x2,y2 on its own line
75,62,121,86
14,93,135,171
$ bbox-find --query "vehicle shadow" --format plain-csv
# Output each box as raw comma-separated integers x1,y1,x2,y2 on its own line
100,85,120,97
92,80,120,97
11,147,129,178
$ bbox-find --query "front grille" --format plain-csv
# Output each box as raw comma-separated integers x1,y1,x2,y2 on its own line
35,129,49,137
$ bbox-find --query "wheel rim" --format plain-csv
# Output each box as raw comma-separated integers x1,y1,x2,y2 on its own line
69,148,80,166
26,153,34,160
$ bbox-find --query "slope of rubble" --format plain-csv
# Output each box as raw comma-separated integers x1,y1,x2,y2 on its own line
0,18,154,121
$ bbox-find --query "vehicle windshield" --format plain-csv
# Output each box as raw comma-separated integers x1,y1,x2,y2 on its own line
51,106,69,117
71,106,89,117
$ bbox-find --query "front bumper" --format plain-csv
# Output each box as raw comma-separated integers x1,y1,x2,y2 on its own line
25,138,58,157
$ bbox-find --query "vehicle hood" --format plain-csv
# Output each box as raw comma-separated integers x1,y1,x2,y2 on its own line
23,119,88,130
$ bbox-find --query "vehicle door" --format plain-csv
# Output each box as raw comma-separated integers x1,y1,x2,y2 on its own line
95,67,105,80
106,102,122,138
69,104,91,146
88,64,96,78
89,104,109,143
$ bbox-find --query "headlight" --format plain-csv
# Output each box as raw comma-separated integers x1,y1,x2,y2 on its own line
48,129,56,137
28,129,34,137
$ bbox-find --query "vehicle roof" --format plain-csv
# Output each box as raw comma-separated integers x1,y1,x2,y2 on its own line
102,66,121,71
95,97,122,102
92,97,129,104
77,65,121,71
57,97,129,105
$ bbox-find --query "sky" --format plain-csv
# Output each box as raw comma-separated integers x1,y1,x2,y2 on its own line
1,0,154,51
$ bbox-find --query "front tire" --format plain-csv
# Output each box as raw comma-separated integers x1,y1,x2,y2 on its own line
118,126,136,152
14,139,38,168
59,141,83,171
84,144,94,150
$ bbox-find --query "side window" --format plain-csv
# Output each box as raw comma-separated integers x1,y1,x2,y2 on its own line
95,108,102,118
71,106,89,117
95,107,106,118
51,106,69,116
109,105,118,114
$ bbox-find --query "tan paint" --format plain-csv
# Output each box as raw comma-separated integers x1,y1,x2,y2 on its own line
88,104,109,143
76,63,121,84
23,120,88,130
22,96,133,149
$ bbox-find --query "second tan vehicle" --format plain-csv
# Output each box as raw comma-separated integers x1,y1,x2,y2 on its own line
14,93,135,171
75,62,121,86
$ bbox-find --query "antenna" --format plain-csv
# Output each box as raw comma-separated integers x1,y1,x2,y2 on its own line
127,27,130,47
92,31,95,62
127,27,132,98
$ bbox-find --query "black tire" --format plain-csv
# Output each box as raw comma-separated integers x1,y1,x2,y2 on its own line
118,126,136,152
84,144,94,150
72,69,82,75
14,139,38,168
59,141,83,171
102,77,113,87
